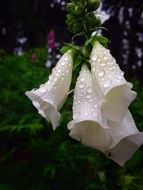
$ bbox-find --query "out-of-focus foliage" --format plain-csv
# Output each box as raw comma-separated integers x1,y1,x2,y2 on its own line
0,49,143,190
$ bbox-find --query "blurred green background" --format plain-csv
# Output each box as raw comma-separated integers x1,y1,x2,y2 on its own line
0,0,143,189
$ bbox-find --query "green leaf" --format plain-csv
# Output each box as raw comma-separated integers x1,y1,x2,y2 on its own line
82,44,92,59
73,23,83,33
87,0,100,11
91,35,109,48
63,43,81,52
60,46,71,54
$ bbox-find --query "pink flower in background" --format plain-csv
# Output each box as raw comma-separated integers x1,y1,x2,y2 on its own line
47,30,55,50
31,53,38,62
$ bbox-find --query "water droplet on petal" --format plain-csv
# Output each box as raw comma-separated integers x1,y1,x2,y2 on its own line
49,75,53,80
61,62,65,66
101,63,105,67
103,81,111,88
117,75,123,80
85,112,89,116
56,73,59,77
40,87,47,92
80,77,85,82
92,67,96,72
58,69,61,73
98,70,105,77
92,112,97,117
93,104,98,109
33,101,40,107
92,56,97,61
79,85,84,89
64,57,68,61
121,71,124,76
87,88,92,93
103,56,108,61
86,94,91,99
54,77,58,82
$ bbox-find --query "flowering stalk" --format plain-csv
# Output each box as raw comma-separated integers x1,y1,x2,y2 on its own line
25,0,143,166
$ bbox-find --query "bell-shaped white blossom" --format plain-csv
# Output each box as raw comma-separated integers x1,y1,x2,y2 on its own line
68,65,110,152
90,41,137,122
25,50,73,130
105,111,143,166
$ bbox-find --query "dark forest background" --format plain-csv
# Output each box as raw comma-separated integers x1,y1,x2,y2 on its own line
0,0,143,81
0,0,143,189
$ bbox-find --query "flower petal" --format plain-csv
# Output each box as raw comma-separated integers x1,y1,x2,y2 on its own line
105,111,143,166
25,50,73,130
70,64,107,126
69,120,110,151
68,64,109,151
90,41,136,122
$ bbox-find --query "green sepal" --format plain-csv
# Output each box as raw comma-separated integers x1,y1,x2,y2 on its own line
73,23,84,34
86,0,100,11
82,43,92,59
84,13,101,31
66,3,85,17
63,43,81,52
91,35,109,48
66,14,75,22
60,46,72,54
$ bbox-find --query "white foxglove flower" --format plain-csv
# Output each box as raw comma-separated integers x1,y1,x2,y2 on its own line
68,65,109,152
25,50,73,130
105,111,143,166
90,41,137,122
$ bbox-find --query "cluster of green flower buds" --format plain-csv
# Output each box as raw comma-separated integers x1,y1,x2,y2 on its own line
66,0,101,37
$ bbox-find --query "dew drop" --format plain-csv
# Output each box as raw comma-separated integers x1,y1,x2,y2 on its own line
56,73,59,77
92,67,96,72
85,112,89,116
49,75,53,80
58,69,61,73
117,75,123,80
92,56,97,61
79,85,84,89
86,94,91,99
33,101,40,107
103,56,108,61
92,112,97,117
81,77,85,82
87,88,92,93
98,70,105,77
65,70,69,74
121,71,124,76
40,88,47,92
61,62,65,66
93,104,98,108
100,63,105,67
103,81,111,88
54,78,58,82
64,57,68,61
